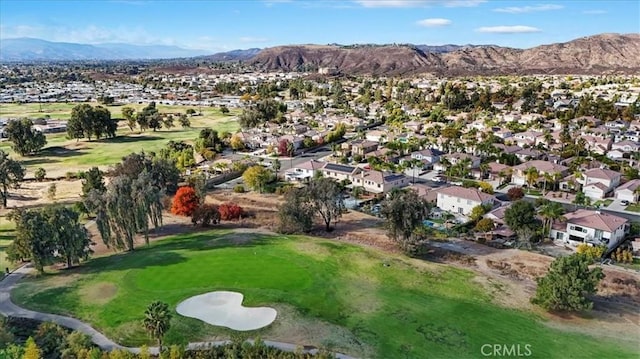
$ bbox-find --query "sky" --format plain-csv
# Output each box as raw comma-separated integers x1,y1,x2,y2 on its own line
0,0,638,53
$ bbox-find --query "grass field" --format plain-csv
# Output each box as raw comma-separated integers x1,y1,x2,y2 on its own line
11,230,638,358
0,102,240,176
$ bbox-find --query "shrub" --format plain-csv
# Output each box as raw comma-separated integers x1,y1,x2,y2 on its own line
576,243,606,261
34,167,46,181
65,171,76,181
233,185,245,193
191,204,221,227
219,202,244,221
170,186,200,216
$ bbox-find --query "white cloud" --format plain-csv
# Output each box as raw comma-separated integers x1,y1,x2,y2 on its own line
355,0,485,8
582,9,607,15
239,36,269,43
493,4,563,13
416,18,452,27
476,25,541,33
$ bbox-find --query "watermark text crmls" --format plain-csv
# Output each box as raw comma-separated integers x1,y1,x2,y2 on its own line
481,344,532,357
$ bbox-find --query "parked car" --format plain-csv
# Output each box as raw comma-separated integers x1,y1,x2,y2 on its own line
621,200,630,206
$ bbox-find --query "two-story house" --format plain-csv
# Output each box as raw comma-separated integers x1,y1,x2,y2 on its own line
580,168,622,200
434,153,481,172
435,186,496,216
615,179,640,203
350,139,379,157
410,148,442,168
284,160,325,182
351,170,409,194
550,209,629,249
511,160,569,186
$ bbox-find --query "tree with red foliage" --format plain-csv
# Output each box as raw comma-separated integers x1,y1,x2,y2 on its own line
507,186,525,201
218,202,244,220
171,186,199,216
278,139,294,157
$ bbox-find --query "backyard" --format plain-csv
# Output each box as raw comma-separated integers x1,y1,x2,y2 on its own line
11,229,638,359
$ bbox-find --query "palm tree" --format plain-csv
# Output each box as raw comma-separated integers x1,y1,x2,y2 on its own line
525,167,539,193
272,158,281,179
479,162,490,180
542,173,553,194
539,202,565,237
143,301,172,352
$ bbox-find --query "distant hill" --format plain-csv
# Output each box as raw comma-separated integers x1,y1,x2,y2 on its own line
0,38,210,61
200,48,262,62
248,33,640,75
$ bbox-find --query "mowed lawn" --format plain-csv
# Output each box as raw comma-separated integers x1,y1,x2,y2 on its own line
0,102,240,176
11,231,638,359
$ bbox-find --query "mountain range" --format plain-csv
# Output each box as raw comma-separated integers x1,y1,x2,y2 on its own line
248,33,640,76
0,38,210,61
1,34,639,75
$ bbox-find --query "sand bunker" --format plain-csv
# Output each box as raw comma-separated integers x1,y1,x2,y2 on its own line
176,291,277,331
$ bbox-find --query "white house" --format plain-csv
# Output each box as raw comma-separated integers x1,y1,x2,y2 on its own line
615,179,640,203
550,209,629,249
284,160,325,181
580,168,622,200
435,186,496,216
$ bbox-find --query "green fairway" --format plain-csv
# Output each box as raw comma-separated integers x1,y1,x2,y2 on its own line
11,230,637,358
0,102,240,175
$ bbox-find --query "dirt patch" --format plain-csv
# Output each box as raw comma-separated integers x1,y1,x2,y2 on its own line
1,179,83,211
80,282,118,305
87,212,194,257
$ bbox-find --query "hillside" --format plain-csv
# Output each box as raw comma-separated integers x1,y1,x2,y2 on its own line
0,38,209,61
248,34,640,75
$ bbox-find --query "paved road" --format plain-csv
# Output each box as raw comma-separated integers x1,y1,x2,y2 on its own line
0,265,355,358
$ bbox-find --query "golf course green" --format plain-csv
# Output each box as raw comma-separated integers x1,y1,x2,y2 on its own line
11,230,638,358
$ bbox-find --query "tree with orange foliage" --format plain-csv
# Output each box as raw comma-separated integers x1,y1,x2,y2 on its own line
171,186,199,216
218,202,244,220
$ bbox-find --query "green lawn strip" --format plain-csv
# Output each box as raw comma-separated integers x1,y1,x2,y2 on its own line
11,230,638,358
625,204,640,213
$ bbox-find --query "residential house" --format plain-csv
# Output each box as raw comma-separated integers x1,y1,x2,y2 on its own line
350,139,379,157
513,130,544,147
580,168,622,200
410,148,442,168
511,160,569,186
321,163,362,182
615,179,640,203
434,153,481,172
404,120,423,133
365,130,387,143
352,170,409,194
284,160,325,182
435,186,496,216
514,148,543,161
550,209,629,249
612,140,640,153
607,149,626,160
